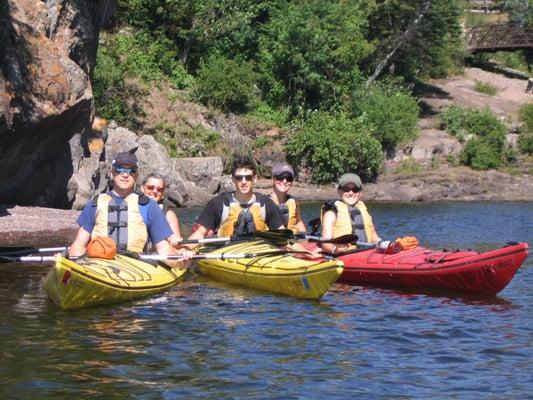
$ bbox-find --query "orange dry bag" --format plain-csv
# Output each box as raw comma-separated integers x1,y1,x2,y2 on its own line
395,236,419,250
86,236,117,259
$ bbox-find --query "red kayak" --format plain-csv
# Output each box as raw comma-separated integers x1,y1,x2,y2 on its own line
336,242,528,295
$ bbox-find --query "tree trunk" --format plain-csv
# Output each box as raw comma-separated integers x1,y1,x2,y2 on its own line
366,0,431,87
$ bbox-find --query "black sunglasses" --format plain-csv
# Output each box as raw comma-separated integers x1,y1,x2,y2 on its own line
274,174,294,182
233,174,255,182
340,186,361,193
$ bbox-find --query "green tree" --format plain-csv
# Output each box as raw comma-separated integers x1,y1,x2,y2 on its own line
193,54,257,113
285,112,382,183
364,0,463,80
257,0,372,113
351,80,419,154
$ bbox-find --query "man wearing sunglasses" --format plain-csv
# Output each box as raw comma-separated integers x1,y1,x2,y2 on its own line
269,163,306,234
188,156,285,241
69,150,191,262
320,173,381,254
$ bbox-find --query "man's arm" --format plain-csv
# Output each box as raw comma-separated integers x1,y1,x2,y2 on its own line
68,227,92,257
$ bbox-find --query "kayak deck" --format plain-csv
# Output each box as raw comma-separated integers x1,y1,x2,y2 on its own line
43,254,187,310
337,242,528,295
195,241,343,299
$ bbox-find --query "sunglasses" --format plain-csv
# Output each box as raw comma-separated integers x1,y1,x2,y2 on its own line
113,165,137,176
274,174,294,183
145,184,164,193
233,174,255,182
340,186,361,193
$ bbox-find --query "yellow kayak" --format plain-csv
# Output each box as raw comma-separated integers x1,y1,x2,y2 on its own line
43,254,187,310
195,241,344,299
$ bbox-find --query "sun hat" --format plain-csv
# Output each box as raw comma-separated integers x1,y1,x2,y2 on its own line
337,173,362,189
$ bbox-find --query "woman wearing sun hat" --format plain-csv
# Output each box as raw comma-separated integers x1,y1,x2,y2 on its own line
269,162,307,234
320,173,381,254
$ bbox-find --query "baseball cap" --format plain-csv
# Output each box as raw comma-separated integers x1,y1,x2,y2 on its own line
272,162,294,177
112,149,138,167
338,173,362,189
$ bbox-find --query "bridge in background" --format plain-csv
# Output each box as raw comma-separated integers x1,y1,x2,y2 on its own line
465,24,533,53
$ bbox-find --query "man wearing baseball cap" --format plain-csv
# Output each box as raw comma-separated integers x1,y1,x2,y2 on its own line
320,172,381,254
69,148,192,263
269,162,306,234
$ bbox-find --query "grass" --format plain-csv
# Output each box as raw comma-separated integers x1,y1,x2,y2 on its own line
473,80,498,95
394,157,423,174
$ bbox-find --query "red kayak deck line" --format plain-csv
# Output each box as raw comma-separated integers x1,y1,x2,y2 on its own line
337,242,528,295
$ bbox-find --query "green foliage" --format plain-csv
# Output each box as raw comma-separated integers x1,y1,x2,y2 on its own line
519,104,533,133
253,136,273,150
351,80,419,153
473,80,497,96
491,51,532,74
460,138,502,170
446,153,460,167
93,45,137,125
246,103,289,127
151,123,222,158
116,31,193,88
440,106,506,141
365,0,464,80
193,54,257,113
257,0,371,112
518,132,533,155
285,112,382,183
394,157,422,174
441,105,508,170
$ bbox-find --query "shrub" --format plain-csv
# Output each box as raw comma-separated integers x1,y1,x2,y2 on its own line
285,112,382,183
518,131,533,155
473,80,497,95
440,105,472,140
519,103,533,133
460,138,501,170
351,81,419,154
193,54,257,113
441,106,508,170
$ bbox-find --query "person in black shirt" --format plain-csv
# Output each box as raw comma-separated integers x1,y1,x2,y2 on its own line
189,156,284,242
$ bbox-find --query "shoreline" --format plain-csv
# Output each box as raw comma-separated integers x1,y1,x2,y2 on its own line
1,168,532,247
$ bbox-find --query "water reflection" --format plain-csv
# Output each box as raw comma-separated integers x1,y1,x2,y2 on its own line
0,202,531,398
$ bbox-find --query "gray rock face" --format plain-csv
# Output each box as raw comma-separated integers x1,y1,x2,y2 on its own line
70,125,192,209
174,157,223,194
0,0,116,207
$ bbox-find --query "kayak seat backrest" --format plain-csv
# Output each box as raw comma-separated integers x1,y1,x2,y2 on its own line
427,250,480,263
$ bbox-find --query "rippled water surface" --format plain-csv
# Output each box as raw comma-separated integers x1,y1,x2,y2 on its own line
1,202,531,399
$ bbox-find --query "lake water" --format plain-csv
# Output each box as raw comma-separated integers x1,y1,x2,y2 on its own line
1,202,531,399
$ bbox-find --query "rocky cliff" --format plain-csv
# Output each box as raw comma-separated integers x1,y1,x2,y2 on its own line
0,0,115,207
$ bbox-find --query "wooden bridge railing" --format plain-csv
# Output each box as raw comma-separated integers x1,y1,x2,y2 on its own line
466,24,533,53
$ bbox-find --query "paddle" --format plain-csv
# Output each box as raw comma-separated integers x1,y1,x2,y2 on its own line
0,246,68,258
0,249,315,264
299,234,359,245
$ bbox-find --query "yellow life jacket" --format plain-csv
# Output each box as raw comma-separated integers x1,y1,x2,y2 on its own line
218,192,269,237
271,195,300,233
91,193,149,252
322,200,379,244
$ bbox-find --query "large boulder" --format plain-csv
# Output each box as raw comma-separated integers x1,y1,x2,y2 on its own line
174,157,223,194
70,125,191,209
0,0,116,207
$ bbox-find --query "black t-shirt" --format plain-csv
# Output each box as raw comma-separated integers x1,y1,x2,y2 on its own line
197,192,284,232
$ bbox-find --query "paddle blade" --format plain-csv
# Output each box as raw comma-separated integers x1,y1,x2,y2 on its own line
249,229,295,244
0,247,39,257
